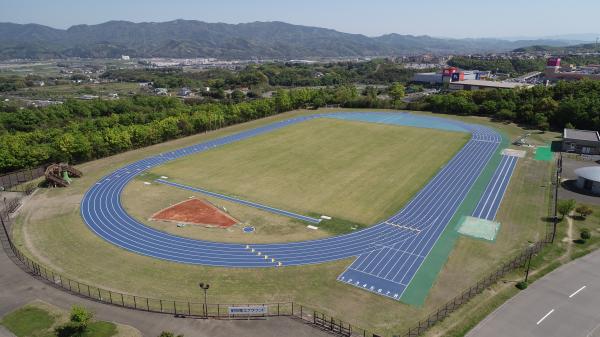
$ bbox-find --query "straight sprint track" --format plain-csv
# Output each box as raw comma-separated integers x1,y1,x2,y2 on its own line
81,112,503,300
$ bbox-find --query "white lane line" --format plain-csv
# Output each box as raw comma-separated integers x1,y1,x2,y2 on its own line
569,285,586,298
537,309,555,325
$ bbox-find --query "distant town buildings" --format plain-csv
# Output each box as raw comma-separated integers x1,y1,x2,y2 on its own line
544,57,600,82
413,67,491,85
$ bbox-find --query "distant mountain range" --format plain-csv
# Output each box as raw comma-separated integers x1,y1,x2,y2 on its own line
0,20,585,60
513,42,600,53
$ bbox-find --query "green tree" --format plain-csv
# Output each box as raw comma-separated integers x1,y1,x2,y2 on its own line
575,205,593,219
557,199,576,219
388,83,405,103
54,305,94,337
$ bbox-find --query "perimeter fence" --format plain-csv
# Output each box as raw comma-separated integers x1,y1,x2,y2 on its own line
0,166,45,193
0,153,562,337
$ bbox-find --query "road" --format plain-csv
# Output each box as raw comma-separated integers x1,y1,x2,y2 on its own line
467,248,600,337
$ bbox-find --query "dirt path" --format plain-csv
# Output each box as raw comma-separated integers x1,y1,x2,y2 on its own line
560,212,574,262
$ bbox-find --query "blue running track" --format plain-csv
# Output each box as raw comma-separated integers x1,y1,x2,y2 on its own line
80,112,509,301
472,155,518,221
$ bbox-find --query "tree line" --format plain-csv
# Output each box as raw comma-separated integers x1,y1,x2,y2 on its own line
0,85,405,173
409,79,600,131
448,55,600,76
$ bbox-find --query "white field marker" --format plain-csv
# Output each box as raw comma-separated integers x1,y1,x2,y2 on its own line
536,309,554,325
569,285,586,298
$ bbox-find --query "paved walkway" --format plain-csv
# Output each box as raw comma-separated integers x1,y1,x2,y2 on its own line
0,244,330,337
467,248,600,337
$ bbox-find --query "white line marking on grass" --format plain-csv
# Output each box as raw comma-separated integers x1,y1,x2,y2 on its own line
537,309,554,325
569,285,586,298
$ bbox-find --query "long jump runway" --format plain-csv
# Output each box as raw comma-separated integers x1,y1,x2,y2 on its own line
81,112,512,301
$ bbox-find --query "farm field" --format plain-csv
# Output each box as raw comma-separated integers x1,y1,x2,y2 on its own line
11,108,556,336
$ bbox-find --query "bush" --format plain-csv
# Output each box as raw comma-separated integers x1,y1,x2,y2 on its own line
159,332,184,337
70,305,93,325
55,321,86,337
516,281,528,290
580,228,592,241
575,205,593,219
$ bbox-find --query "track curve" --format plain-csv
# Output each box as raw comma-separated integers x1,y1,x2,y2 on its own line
81,112,502,269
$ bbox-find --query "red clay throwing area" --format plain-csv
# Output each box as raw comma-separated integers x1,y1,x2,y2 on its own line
150,198,238,228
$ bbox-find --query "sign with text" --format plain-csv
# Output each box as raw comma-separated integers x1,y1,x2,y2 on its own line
228,305,268,315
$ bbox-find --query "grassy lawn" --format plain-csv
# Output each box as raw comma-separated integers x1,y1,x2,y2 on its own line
1,306,55,337
149,118,469,225
571,203,600,257
11,108,552,336
126,118,468,242
0,301,135,337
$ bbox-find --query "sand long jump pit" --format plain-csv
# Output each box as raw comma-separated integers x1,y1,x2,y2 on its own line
150,198,238,228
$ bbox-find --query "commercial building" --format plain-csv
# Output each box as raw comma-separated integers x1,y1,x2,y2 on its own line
544,57,600,81
412,67,490,85
448,79,533,91
562,129,600,155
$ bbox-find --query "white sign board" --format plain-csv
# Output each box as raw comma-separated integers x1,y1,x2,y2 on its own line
228,305,268,315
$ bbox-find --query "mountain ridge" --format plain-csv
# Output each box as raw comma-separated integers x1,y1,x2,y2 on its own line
0,20,579,60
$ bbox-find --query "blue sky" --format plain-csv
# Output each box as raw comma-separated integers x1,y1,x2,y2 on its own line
1,0,599,38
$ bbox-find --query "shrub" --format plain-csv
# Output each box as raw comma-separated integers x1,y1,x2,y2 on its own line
575,205,593,219
55,321,86,337
70,305,93,325
580,228,591,241
516,281,528,290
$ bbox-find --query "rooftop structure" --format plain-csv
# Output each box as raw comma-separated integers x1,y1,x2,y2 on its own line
448,79,533,91
564,129,600,142
574,166,600,195
563,128,600,155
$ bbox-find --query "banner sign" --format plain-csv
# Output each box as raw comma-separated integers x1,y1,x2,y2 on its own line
228,305,268,315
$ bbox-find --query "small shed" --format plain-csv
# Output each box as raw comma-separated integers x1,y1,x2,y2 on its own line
563,129,600,155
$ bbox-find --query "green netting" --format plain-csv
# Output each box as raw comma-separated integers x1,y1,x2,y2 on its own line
456,216,500,241
400,131,510,306
534,146,553,161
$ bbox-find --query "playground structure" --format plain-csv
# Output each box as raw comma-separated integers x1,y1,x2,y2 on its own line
45,163,82,187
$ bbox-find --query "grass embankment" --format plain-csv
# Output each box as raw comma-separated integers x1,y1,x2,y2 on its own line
12,109,556,336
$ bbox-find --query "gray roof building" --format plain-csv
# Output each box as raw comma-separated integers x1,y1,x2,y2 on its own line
563,128,600,155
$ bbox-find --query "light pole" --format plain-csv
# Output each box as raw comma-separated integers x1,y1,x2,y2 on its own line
199,282,210,318
524,244,535,283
